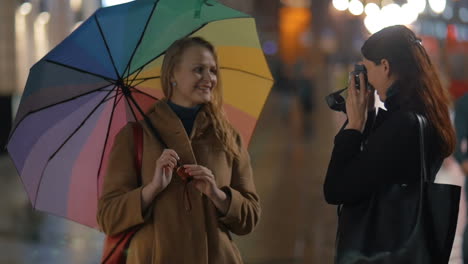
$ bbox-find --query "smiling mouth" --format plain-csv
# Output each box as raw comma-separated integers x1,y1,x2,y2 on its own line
197,86,211,92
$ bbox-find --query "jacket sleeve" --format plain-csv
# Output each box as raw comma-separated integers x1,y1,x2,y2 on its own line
218,134,261,236
323,111,419,205
97,124,148,236
454,96,468,164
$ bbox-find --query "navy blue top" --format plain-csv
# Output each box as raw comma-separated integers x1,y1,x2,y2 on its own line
167,100,202,137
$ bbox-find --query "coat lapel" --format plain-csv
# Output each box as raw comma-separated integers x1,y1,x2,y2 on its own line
145,100,211,166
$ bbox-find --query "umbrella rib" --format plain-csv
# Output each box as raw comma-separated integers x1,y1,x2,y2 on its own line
130,76,160,88
9,83,115,141
44,59,116,82
131,87,159,101
126,23,209,83
96,89,122,199
124,94,140,122
33,86,117,208
94,15,121,79
122,0,160,82
219,66,273,81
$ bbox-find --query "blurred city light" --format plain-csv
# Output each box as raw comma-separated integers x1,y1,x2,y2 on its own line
37,12,50,25
401,3,419,25
428,0,446,14
364,3,380,16
407,0,426,14
262,40,278,55
333,0,349,11
349,0,364,16
19,2,32,16
460,7,468,23
442,5,453,20
70,0,83,12
381,3,401,26
364,13,383,34
101,0,134,7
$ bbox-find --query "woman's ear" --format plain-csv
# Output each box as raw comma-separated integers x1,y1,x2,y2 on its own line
381,59,391,77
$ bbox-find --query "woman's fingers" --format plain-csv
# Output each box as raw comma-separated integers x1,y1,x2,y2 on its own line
163,149,180,161
359,73,366,101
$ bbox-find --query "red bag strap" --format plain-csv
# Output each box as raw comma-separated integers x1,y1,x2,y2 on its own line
133,123,143,185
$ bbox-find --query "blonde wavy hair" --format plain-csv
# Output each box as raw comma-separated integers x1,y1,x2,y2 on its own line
161,37,240,160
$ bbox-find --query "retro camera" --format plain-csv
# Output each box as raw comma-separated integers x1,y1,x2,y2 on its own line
325,64,369,113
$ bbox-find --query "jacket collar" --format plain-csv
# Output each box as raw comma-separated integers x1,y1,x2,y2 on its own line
145,99,211,165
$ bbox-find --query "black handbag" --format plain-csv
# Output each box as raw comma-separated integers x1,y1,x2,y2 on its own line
335,114,461,264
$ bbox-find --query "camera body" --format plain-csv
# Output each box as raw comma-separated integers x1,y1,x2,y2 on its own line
325,64,369,113
351,64,368,91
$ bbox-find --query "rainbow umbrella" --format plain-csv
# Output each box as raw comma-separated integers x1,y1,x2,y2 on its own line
7,0,273,229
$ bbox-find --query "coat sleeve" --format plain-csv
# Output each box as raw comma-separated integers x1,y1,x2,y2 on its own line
323,111,420,205
97,124,148,236
218,134,261,236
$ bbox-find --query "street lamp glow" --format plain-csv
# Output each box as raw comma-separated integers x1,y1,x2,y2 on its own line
408,0,426,14
102,0,134,7
333,0,349,11
349,0,364,16
381,3,402,26
428,0,446,14
365,3,380,16
364,14,383,34
37,12,50,25
19,2,32,16
401,3,419,25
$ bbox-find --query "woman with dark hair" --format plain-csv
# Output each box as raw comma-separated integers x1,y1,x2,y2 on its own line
324,25,456,260
97,37,260,263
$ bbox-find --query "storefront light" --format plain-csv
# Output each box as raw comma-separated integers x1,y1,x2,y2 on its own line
102,0,134,7
407,0,426,14
365,3,380,16
19,2,32,16
428,0,446,14
349,0,364,16
401,3,419,25
333,0,349,11
70,0,82,12
37,12,50,25
381,3,401,26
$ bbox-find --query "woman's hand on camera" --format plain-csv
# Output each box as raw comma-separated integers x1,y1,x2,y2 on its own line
345,72,373,132
184,164,230,215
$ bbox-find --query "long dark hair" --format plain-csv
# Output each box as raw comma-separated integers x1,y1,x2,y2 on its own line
361,25,455,157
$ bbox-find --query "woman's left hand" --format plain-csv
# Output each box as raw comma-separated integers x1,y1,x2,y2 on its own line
184,164,217,196
184,164,230,214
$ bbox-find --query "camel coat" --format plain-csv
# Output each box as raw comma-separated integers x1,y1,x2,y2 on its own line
97,100,260,264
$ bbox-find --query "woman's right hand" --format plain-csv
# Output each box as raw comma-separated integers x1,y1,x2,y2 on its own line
345,72,372,132
150,149,180,192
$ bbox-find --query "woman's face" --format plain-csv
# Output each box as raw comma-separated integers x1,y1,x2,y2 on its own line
362,58,393,101
170,45,218,108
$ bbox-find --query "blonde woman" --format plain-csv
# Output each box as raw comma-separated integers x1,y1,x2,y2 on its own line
98,37,260,263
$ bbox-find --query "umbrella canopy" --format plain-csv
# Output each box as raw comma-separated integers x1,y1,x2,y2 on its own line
7,0,273,229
